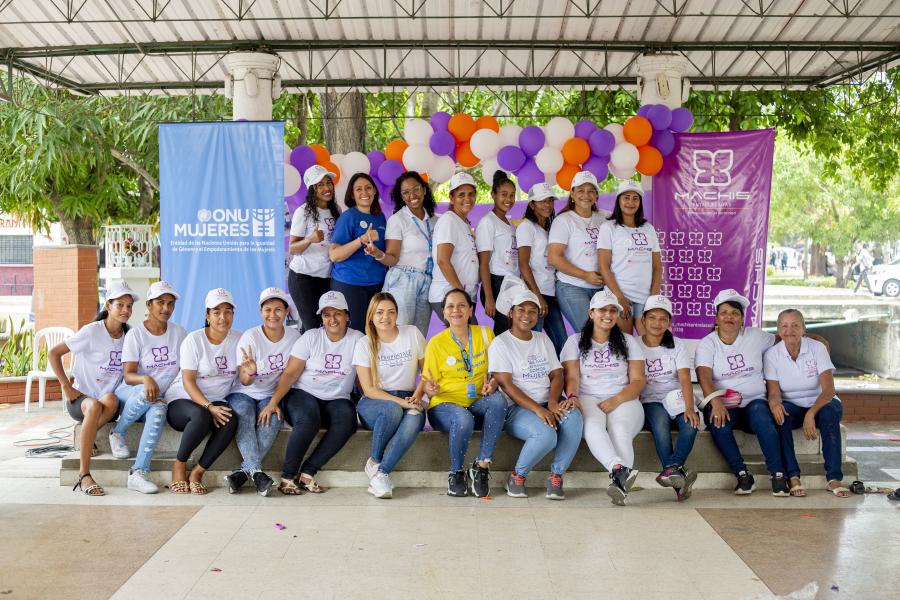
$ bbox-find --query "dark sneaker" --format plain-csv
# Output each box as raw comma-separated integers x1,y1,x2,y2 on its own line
734,470,756,495
468,461,491,498
888,488,900,501
447,471,468,497
546,474,565,501
617,466,639,493
771,472,790,497
504,472,527,498
224,470,248,494
656,466,685,489
606,466,628,506
253,472,275,497
676,468,698,501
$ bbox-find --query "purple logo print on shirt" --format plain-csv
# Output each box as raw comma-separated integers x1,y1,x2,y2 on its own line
631,232,649,246
215,356,228,370
324,354,342,370
152,346,169,362
646,358,663,373
586,227,599,242
268,354,284,370
726,354,746,370
108,351,122,367
592,348,611,364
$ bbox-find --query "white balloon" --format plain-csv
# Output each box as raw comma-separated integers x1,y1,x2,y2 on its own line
480,158,501,185
429,155,456,183
609,163,636,180
498,124,523,148
403,144,436,173
544,117,575,149
604,123,625,146
469,129,502,160
284,164,302,196
330,153,345,171
610,142,639,170
534,147,564,174
334,182,349,211
283,142,292,163
404,118,434,146
342,151,371,177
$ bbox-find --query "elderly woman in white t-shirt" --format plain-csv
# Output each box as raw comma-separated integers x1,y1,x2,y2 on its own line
764,309,847,498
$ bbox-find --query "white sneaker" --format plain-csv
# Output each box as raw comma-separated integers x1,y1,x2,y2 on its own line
364,458,380,480
367,471,393,499
109,432,130,459
127,470,158,494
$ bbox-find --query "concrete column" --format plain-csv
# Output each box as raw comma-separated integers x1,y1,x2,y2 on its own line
32,245,99,333
223,52,282,121
636,54,690,108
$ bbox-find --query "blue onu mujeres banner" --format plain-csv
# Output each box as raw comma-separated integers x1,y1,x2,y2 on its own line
159,122,285,332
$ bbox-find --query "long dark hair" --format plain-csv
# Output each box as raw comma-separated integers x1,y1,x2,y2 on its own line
578,318,629,361
643,308,675,349
524,198,555,232
344,172,382,215
608,191,647,227
303,177,341,224
711,300,745,332
391,171,436,217
491,170,515,195
94,303,131,334
442,288,475,310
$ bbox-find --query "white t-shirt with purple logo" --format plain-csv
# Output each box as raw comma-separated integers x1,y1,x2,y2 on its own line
385,206,439,270
235,325,302,400
289,206,337,278
429,210,479,303
120,322,187,395
560,333,644,399
488,330,562,406
548,210,609,288
637,336,691,404
165,328,242,403
596,221,660,304
764,338,836,408
695,327,776,406
67,320,126,400
516,219,556,296
291,327,363,401
475,211,519,278
352,325,426,393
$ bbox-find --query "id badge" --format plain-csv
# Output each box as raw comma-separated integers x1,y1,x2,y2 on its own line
466,382,477,399
425,256,434,276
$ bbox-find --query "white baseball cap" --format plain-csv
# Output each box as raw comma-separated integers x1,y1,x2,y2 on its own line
571,171,600,191
494,276,540,316
316,290,349,314
713,288,749,310
205,287,235,309
643,294,673,316
303,164,337,188
528,182,556,202
448,171,477,193
106,281,140,303
259,286,299,321
147,280,180,301
589,289,623,314
616,180,643,198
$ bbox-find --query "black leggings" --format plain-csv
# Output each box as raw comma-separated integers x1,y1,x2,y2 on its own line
480,272,510,335
166,399,238,470
281,389,357,479
288,270,331,333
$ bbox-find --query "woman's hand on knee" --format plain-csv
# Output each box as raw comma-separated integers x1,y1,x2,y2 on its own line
258,403,282,428
209,404,233,428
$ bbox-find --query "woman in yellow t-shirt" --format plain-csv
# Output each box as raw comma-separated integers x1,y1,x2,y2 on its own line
423,288,506,498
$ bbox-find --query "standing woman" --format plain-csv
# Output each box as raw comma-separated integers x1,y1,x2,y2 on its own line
353,292,428,498
258,291,363,495
517,182,566,354
547,171,609,331
428,172,480,321
597,180,662,335
560,289,646,506
329,172,389,331
109,281,187,494
380,171,439,337
476,170,520,335
49,281,137,496
163,288,241,495
289,165,341,332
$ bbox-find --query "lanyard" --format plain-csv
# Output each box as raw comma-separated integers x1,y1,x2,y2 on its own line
410,213,434,275
450,326,473,378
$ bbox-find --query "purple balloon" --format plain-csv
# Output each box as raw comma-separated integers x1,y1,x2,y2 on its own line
650,129,676,156
285,187,307,214
637,104,654,118
670,107,694,132
574,120,598,139
517,159,544,193
497,145,526,172
588,129,616,157
367,150,386,176
582,155,609,181
430,111,452,131
647,104,673,130
377,160,405,188
518,126,546,157
290,145,318,174
429,131,456,156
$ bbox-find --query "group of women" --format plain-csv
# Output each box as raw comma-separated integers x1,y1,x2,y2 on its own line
52,165,849,503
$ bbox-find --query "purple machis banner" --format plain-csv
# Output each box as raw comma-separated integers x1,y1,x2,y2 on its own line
651,129,775,339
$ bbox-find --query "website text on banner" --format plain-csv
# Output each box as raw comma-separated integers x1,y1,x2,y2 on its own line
651,129,775,339
160,122,286,331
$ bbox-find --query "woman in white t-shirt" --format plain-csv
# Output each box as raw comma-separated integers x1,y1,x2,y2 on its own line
518,183,566,354
560,289,645,506
258,290,363,495
49,281,138,496
476,170,520,335
163,288,241,495
380,171,439,337
353,293,428,498
548,171,609,331
224,287,301,497
428,172,480,322
597,180,662,335
764,309,847,498
637,295,699,501
488,284,583,500
108,280,187,494
288,165,342,332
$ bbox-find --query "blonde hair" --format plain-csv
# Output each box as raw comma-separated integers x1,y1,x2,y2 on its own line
363,292,399,390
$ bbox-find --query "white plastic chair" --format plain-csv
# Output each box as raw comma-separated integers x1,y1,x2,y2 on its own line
24,327,75,412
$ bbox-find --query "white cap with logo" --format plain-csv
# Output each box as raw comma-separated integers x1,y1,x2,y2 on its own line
147,281,180,301
528,182,556,202
494,276,541,316
571,171,600,191
713,288,749,309
448,171,477,193
259,286,299,321
106,281,140,303
303,164,337,188
643,294,673,316
205,287,235,309
316,290,349,314
589,288,624,314
616,180,643,197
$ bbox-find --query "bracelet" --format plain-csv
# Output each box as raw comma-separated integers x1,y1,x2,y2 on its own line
204,402,212,410
566,392,577,399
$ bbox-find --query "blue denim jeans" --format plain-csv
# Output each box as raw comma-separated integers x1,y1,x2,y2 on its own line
643,401,699,469
533,294,567,355
427,391,507,473
382,266,433,338
227,392,283,473
357,391,425,474
113,383,167,473
504,404,584,476
779,399,844,481
555,280,601,332
704,398,785,476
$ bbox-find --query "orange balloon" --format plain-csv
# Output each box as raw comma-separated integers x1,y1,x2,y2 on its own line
623,116,653,146
322,161,341,184
475,115,500,132
420,172,429,183
636,145,663,176
385,139,409,163
310,144,330,164
448,113,477,142
561,138,590,165
556,163,580,191
456,141,480,168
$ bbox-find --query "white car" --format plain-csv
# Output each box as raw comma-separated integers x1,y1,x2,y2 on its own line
868,259,900,297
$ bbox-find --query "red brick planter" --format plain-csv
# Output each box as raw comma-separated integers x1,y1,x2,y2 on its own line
839,392,900,421
0,376,64,405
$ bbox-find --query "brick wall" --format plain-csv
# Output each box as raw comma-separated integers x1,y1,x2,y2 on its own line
839,393,900,422
32,246,99,333
0,378,64,404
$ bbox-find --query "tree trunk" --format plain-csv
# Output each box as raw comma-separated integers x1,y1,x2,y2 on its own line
138,176,155,220
809,242,826,276
420,91,441,117
59,214,95,245
294,92,311,146
321,90,366,153
835,256,846,288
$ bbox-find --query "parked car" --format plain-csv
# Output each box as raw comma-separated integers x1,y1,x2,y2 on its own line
869,259,900,297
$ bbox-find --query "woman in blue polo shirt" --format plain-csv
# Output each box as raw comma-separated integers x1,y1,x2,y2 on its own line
329,172,389,331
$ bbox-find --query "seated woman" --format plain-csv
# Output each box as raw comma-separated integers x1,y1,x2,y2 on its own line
258,290,363,495
488,280,583,500
637,295,699,501
49,281,138,496
225,287,301,497
163,288,241,495
353,292,428,499
560,289,645,506
764,309,847,498
423,288,507,498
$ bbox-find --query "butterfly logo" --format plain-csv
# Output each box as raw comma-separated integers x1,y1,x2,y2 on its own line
671,301,683,316
707,231,723,246
679,249,694,263
109,351,122,367
631,232,648,245
687,301,702,316
697,284,712,299
593,349,611,364
661,248,675,263
693,150,733,187
646,358,663,373
668,231,685,246
152,346,169,362
215,356,228,370
586,227,599,241
668,266,684,281
689,232,704,246
657,231,667,245
727,354,746,370
660,283,674,297
706,267,722,281
325,354,342,369
268,354,284,370
688,267,703,281
677,284,693,297
698,249,713,264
